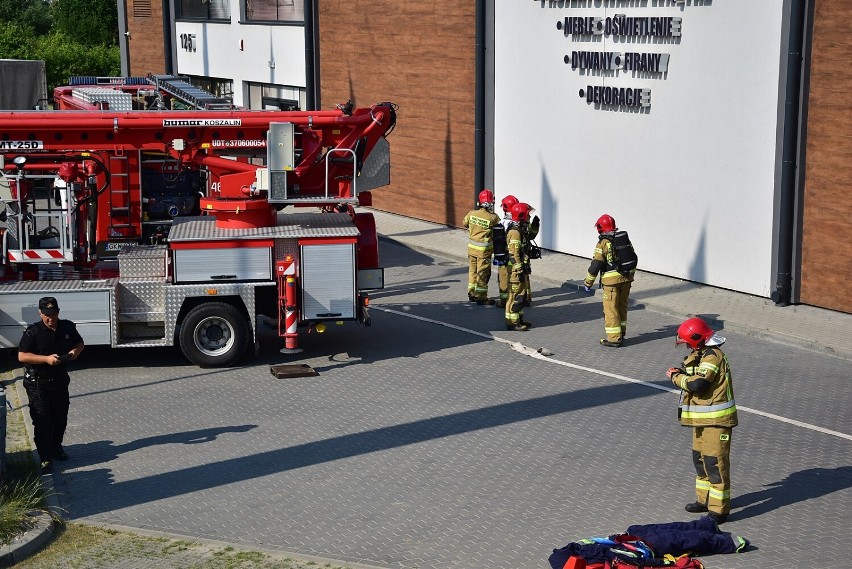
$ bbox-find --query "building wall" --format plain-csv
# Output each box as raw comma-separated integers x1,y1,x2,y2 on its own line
799,0,852,313
317,1,478,227
174,18,306,107
127,0,167,75
493,2,789,298
129,1,851,313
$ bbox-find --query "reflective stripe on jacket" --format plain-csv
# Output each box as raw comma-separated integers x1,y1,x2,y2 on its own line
506,226,525,282
463,208,501,258
674,347,738,428
584,236,633,287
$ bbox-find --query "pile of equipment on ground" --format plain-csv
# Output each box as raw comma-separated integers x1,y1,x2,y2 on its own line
549,518,749,568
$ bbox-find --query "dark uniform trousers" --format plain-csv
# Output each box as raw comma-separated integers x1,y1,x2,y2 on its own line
24,374,70,460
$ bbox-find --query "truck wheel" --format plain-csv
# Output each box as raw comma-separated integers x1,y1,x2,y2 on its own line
179,302,249,368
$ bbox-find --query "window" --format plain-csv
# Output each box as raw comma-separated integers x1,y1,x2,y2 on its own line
176,0,230,21
244,0,304,23
246,83,305,111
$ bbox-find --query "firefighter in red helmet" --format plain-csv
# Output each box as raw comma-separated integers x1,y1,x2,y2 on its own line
504,202,533,330
463,189,501,305
583,214,637,347
666,317,737,524
496,195,519,307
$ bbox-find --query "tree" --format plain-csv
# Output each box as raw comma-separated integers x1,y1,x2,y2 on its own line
0,0,52,37
0,0,119,94
35,34,120,89
51,0,118,47
0,23,38,60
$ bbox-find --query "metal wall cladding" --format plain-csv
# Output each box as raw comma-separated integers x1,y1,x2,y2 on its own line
118,245,168,279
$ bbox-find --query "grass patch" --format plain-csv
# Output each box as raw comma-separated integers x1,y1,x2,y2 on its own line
15,523,362,568
0,477,45,543
0,376,56,549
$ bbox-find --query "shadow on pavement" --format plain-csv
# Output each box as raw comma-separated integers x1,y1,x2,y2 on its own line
731,466,852,522
65,381,665,517
63,425,258,470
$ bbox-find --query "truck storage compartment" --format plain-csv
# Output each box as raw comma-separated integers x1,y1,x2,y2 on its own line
300,241,356,320
0,288,112,347
173,246,272,283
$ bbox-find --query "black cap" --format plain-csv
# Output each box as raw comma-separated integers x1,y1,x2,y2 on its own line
38,297,59,314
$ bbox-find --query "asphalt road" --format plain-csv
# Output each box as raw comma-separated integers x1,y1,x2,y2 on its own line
51,240,851,568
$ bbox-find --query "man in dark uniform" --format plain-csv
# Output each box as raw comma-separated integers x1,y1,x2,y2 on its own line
18,296,84,472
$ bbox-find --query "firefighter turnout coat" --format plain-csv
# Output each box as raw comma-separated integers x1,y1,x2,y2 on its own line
671,345,738,515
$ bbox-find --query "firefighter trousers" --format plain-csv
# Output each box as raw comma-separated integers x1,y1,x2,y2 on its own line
497,264,509,306
601,281,631,342
692,426,733,515
504,278,527,326
468,254,492,300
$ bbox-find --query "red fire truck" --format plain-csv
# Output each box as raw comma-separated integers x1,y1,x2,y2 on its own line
0,75,397,367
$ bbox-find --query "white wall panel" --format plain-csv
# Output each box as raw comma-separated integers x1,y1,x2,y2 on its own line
494,2,787,297
175,10,306,107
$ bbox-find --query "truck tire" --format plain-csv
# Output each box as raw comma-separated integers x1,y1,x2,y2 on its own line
179,302,249,368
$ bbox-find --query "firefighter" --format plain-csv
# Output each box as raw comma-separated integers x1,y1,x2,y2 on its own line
18,297,85,473
463,189,501,305
583,214,635,347
496,195,519,307
666,317,738,524
505,202,532,331
521,207,540,307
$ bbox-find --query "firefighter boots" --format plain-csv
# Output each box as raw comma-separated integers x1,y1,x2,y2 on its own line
684,502,709,513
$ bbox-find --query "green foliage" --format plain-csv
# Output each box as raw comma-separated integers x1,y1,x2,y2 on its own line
51,0,118,47
0,22,38,60
0,477,44,544
34,34,120,90
0,0,119,93
0,0,52,37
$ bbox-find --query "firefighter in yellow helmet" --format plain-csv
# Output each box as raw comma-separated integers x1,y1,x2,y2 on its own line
504,203,533,331
463,189,501,305
666,317,737,524
583,214,636,347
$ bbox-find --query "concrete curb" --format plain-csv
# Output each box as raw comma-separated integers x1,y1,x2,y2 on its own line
75,522,391,569
0,510,54,567
0,378,63,566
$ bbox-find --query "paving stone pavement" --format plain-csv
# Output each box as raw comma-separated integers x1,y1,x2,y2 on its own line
13,209,852,568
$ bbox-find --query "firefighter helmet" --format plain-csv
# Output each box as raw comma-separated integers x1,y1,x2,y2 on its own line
501,195,519,215
595,214,616,234
478,189,495,208
676,317,716,349
510,202,532,223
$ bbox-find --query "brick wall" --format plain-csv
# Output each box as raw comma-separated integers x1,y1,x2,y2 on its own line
127,0,167,75
799,0,852,312
318,2,477,228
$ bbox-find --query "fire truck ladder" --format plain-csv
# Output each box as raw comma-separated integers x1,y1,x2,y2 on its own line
107,154,136,240
147,74,235,111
